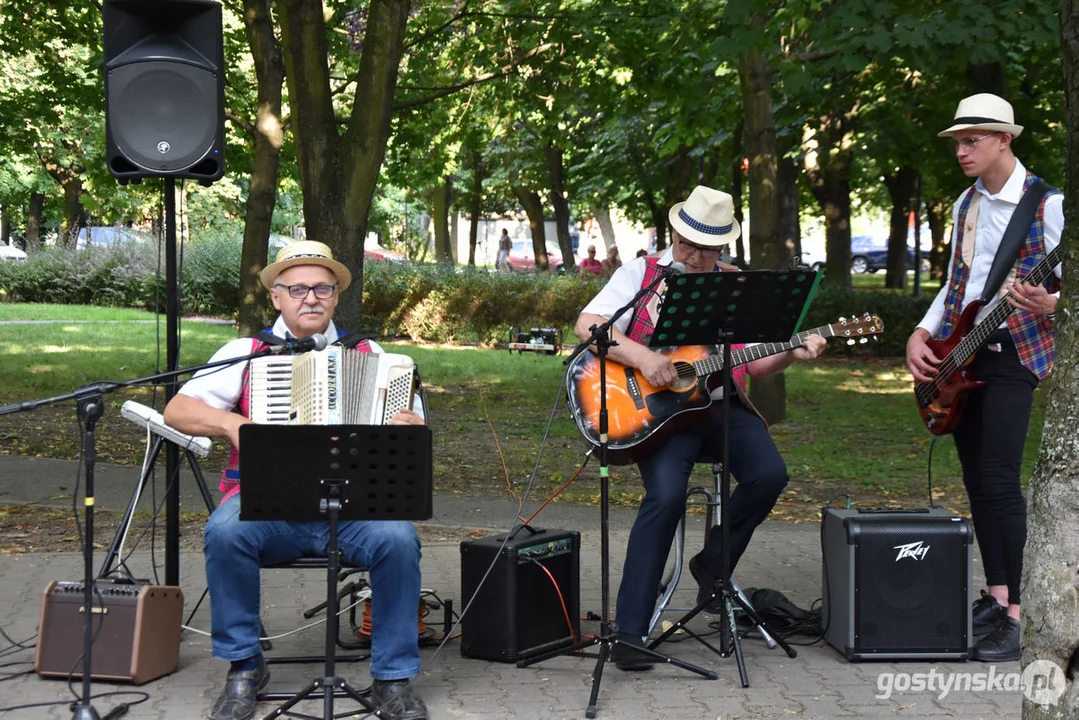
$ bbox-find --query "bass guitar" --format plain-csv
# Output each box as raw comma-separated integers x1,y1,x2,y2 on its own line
915,245,1062,435
566,314,883,464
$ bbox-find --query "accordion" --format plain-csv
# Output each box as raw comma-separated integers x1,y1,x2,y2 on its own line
248,347,417,425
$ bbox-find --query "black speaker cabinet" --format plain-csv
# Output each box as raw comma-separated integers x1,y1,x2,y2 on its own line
103,0,225,181
35,581,184,684
822,507,972,661
460,528,580,662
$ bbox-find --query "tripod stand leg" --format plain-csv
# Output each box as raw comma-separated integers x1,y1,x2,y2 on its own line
97,436,165,578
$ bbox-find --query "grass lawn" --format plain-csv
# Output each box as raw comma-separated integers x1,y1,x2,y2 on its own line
0,303,1049,514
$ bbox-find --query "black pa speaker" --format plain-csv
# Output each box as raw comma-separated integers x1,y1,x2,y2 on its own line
103,0,225,182
460,529,580,662
821,507,973,661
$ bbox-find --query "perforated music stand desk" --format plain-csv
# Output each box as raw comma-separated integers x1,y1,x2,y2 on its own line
648,268,820,347
646,268,818,686
237,424,432,719
239,424,433,522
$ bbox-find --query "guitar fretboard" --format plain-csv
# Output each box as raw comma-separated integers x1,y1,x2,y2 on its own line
689,324,838,377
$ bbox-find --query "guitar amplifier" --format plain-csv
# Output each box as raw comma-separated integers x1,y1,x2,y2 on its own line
35,580,184,684
821,507,972,661
460,528,580,662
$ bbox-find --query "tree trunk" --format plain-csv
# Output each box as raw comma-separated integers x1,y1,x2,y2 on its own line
0,208,10,247
26,192,43,251
238,0,285,336
544,142,575,272
1021,4,1079,716
804,114,855,290
883,166,918,289
740,37,786,423
61,178,87,248
593,206,617,251
511,186,550,271
433,177,453,262
278,0,411,330
926,196,950,281
468,153,482,267
778,153,801,266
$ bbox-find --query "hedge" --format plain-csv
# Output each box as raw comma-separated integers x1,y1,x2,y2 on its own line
0,246,930,355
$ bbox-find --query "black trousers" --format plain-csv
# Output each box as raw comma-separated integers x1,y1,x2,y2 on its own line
952,329,1038,605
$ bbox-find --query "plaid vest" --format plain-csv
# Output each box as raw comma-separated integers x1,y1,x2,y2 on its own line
939,173,1060,381
626,258,747,393
218,332,373,503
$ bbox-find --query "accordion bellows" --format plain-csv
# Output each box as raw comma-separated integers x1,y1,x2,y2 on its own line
248,348,417,425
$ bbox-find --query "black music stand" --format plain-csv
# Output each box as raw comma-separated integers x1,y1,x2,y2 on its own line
238,424,433,720
646,269,818,687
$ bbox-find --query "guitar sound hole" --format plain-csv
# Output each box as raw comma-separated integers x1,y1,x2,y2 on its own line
670,362,696,391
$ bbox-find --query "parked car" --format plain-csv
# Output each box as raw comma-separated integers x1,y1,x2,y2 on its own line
0,244,27,262
850,235,928,274
507,240,564,272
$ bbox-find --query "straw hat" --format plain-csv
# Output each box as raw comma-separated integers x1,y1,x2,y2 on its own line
259,240,352,292
938,93,1023,138
668,186,741,247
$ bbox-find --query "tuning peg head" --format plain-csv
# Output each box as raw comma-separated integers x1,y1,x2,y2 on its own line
847,339,855,345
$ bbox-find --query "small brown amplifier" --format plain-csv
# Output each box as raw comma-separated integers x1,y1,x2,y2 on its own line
34,580,183,684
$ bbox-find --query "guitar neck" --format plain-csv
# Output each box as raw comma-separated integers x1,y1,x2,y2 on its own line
690,324,836,378
948,245,1062,365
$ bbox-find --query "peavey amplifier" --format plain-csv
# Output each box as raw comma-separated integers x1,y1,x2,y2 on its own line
461,528,580,662
35,580,183,684
822,507,972,661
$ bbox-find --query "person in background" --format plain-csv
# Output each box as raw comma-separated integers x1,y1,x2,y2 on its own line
602,244,622,275
578,244,604,277
496,228,512,272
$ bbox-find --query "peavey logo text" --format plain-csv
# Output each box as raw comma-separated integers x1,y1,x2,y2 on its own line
894,541,930,561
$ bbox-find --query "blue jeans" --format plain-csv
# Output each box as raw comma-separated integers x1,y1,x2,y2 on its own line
615,398,788,637
204,494,422,681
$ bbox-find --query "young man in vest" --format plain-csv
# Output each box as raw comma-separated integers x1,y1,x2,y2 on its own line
574,186,825,669
164,241,428,720
906,94,1063,662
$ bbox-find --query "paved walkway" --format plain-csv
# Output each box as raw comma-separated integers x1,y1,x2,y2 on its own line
0,456,1023,719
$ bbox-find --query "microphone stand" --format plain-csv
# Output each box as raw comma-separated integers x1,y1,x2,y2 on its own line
0,342,315,720
523,262,715,719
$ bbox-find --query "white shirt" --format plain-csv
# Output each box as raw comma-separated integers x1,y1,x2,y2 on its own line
177,317,424,419
581,249,675,334
918,159,1064,336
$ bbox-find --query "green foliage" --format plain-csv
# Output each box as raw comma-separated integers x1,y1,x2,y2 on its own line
360,263,602,343
802,284,934,357
0,245,156,307
177,231,243,316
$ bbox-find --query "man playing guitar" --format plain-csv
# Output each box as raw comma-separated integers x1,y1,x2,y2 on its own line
574,185,825,670
905,94,1063,663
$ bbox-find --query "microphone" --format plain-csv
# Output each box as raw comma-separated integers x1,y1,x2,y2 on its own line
664,261,686,278
269,333,329,354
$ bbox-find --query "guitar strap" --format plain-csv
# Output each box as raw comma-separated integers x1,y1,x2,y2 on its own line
977,179,1050,304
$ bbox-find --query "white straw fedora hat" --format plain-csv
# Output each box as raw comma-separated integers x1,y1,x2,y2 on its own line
668,186,741,247
259,240,352,292
938,93,1023,138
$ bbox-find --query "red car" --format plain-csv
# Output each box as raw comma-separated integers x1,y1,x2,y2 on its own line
507,240,564,272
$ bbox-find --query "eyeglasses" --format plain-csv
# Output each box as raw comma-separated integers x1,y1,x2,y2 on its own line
274,283,337,300
952,133,999,152
678,238,721,257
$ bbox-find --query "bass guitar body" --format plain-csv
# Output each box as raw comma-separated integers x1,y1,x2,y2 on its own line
916,301,988,435
566,345,718,465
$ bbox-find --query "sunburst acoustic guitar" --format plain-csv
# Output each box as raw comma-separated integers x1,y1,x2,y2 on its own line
566,314,884,464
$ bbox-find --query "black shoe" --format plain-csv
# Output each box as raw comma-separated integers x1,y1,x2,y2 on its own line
209,657,270,720
371,679,428,720
610,632,655,671
688,553,724,613
972,617,1021,662
972,590,1008,636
